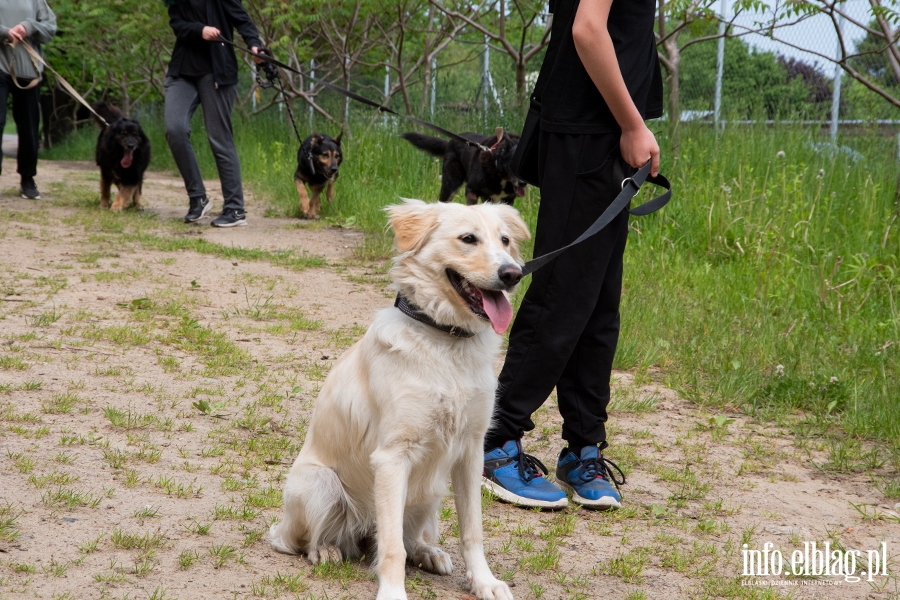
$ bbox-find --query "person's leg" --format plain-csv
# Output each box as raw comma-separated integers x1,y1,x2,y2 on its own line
556,204,629,448
195,75,244,214
0,72,11,176
164,76,206,200
11,80,41,183
486,132,624,450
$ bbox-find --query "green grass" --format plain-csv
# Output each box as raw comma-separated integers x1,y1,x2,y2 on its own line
42,112,900,445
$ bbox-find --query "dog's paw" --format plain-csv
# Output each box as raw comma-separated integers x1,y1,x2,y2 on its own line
469,577,513,600
307,545,342,564
411,545,452,575
375,583,408,600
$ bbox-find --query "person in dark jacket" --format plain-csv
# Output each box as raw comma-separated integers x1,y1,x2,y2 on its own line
482,0,662,511
164,0,262,227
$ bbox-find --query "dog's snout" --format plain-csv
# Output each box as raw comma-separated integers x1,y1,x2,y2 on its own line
498,264,522,287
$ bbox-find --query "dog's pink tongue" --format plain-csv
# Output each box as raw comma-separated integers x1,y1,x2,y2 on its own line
480,289,513,334
515,185,526,197
121,149,133,169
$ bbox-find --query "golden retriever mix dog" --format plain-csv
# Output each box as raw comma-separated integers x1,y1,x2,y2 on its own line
269,199,530,600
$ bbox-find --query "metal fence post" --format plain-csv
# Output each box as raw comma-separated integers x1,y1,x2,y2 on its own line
431,57,437,118
483,39,490,127
831,8,844,143
714,0,727,130
384,65,390,124
309,59,315,127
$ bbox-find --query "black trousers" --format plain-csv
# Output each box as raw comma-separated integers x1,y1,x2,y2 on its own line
485,131,631,450
0,72,41,179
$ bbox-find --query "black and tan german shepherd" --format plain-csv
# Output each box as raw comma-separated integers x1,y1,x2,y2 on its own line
294,132,343,219
92,102,151,211
400,127,526,205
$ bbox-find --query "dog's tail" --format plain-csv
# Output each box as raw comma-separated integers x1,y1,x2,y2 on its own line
268,463,363,557
90,102,123,127
400,132,447,157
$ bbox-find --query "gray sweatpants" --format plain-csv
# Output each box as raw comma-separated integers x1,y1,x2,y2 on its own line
164,74,244,213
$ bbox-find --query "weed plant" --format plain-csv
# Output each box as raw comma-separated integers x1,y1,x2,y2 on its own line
42,112,900,444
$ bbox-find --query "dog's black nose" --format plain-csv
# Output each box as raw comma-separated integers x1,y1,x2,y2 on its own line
498,264,522,286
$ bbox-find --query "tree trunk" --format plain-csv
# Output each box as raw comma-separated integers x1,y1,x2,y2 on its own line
662,37,680,145
516,59,526,109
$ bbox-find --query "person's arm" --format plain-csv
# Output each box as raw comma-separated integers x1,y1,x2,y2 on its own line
20,0,57,44
220,0,263,62
168,4,206,42
572,0,660,176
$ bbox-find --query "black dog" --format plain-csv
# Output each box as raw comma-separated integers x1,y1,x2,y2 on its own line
400,127,526,205
294,132,343,219
92,102,150,211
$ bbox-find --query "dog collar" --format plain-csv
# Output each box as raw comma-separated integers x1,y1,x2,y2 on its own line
394,294,474,338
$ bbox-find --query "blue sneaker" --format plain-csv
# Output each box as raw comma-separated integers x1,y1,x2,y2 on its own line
556,445,625,510
482,440,568,509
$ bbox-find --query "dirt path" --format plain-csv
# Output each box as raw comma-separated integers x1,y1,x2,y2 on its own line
0,161,896,600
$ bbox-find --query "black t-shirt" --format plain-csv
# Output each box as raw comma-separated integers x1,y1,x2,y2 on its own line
179,0,213,77
538,0,663,133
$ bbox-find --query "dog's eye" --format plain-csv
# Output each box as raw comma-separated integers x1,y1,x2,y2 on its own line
459,234,478,245
501,236,510,246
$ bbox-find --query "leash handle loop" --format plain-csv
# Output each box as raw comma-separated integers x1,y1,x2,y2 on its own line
521,161,671,276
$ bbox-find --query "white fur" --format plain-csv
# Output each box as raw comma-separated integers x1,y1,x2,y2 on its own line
269,200,530,600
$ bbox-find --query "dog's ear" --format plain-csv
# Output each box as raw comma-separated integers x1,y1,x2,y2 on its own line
494,126,504,144
387,200,440,253
494,204,531,244
334,132,343,145
310,131,320,146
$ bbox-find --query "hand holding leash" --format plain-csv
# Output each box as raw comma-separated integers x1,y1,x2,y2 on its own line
254,48,278,88
201,27,221,41
8,24,27,44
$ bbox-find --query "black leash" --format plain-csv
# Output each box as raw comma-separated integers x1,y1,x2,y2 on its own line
253,47,303,144
521,161,671,276
216,39,489,152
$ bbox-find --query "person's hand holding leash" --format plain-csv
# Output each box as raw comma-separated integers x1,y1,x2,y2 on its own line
620,123,660,177
201,26,221,41
202,26,261,64
8,23,28,44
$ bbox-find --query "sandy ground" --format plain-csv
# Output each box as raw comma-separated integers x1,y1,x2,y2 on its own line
0,160,897,600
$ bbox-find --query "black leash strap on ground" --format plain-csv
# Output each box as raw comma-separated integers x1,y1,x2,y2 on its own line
217,39,490,151
521,161,672,276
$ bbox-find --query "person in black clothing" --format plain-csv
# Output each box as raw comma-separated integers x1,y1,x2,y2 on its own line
164,0,262,227
481,0,663,510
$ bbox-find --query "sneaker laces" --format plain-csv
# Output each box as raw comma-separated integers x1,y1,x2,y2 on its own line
579,453,626,491
514,440,549,483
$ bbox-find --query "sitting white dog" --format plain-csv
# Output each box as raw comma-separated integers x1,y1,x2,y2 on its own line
269,199,530,600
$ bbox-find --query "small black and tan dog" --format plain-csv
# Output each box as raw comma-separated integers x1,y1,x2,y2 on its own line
92,102,150,211
400,127,527,205
294,132,343,219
